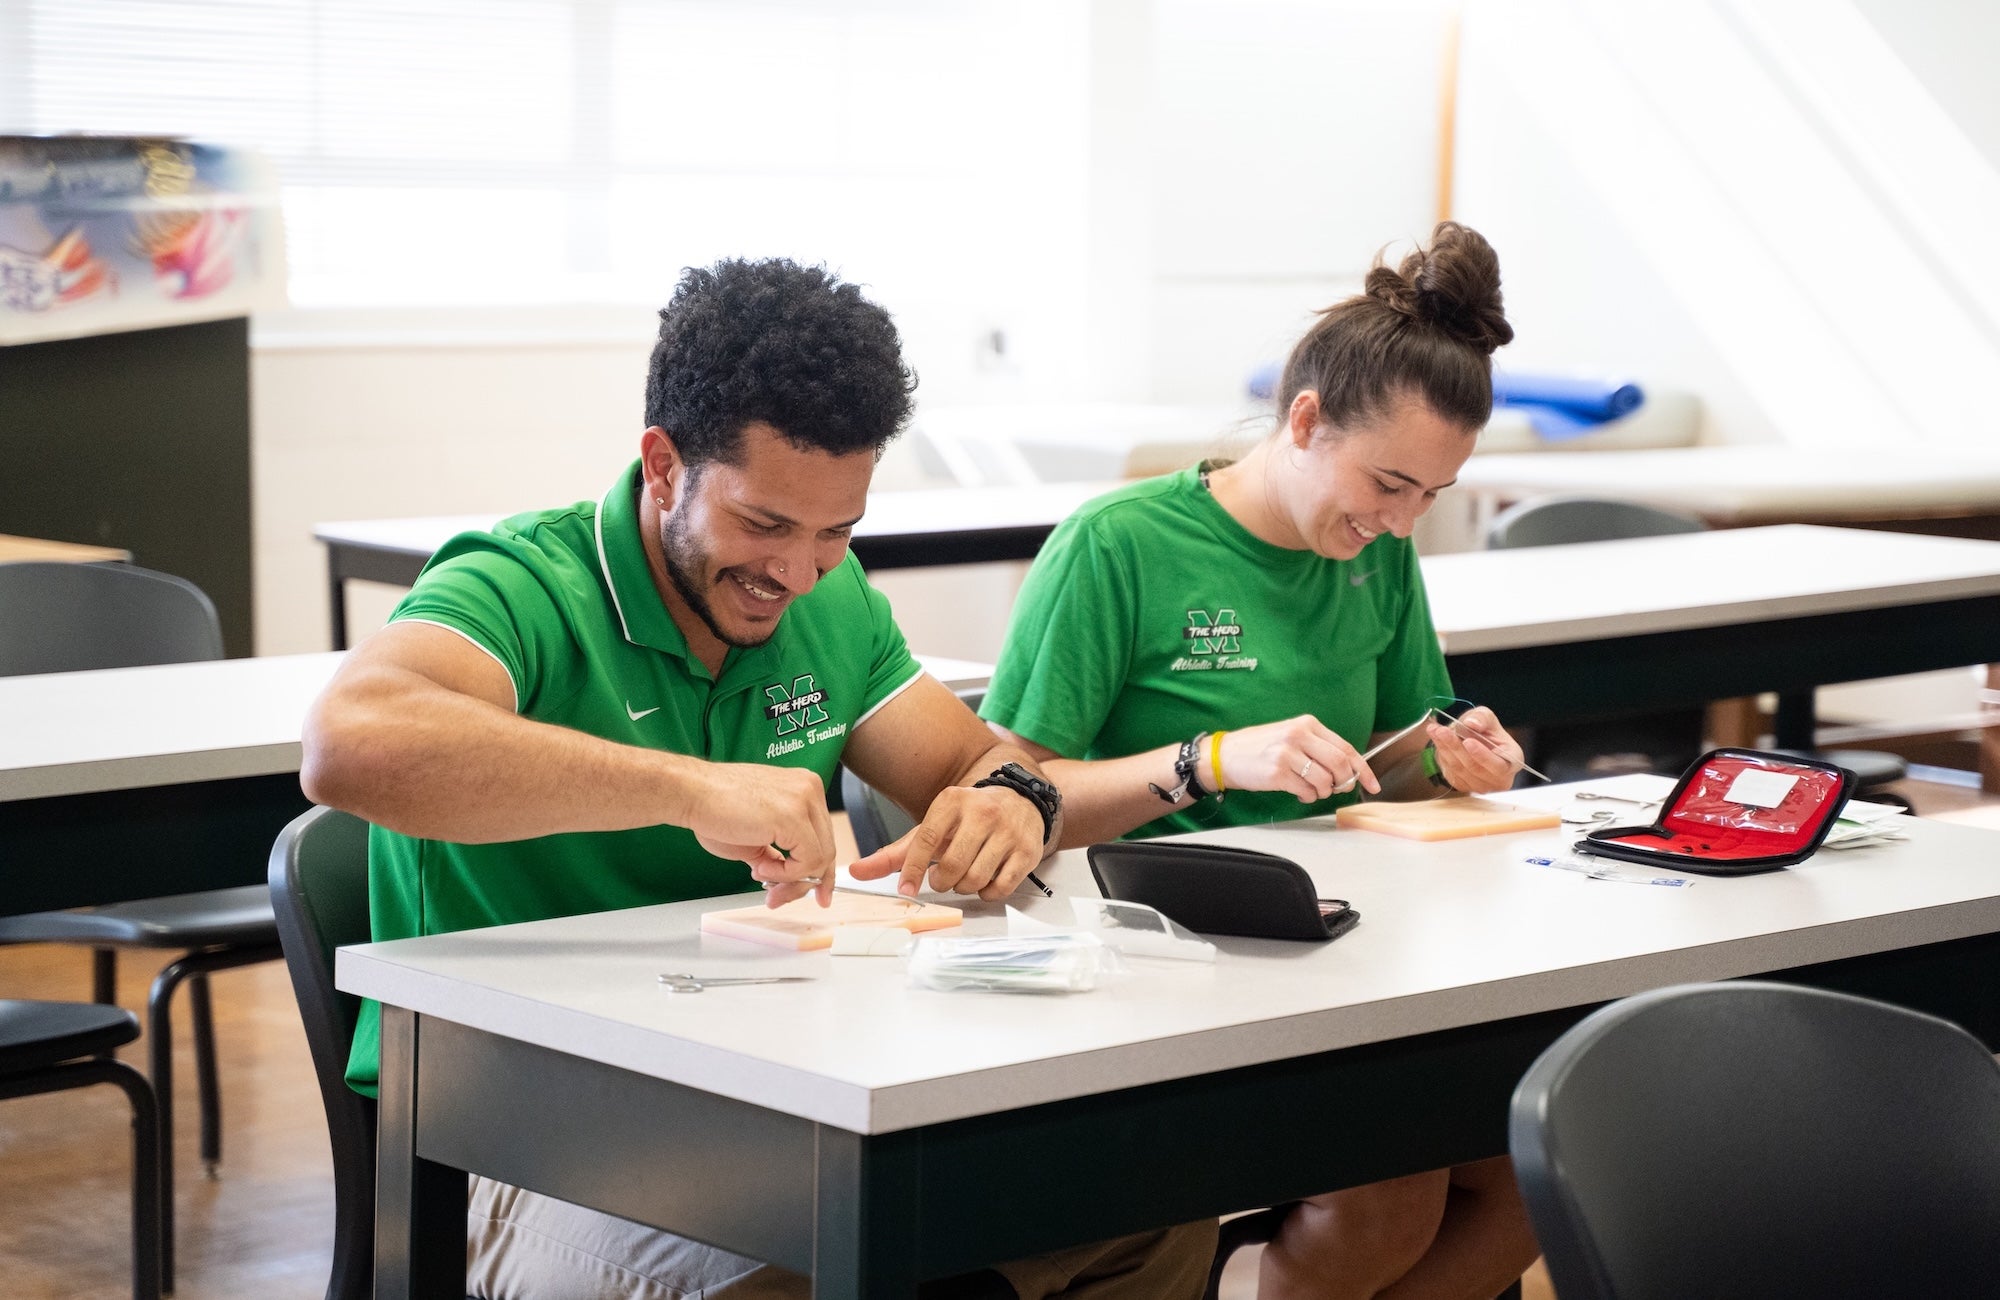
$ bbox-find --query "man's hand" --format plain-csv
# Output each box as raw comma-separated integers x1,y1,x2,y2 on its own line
684,763,838,908
1427,706,1523,794
848,783,1044,901
1218,715,1382,803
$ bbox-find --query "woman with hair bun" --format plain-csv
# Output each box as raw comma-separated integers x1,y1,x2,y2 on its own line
982,222,1541,1298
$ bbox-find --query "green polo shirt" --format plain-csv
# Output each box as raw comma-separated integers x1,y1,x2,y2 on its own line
345,460,922,1094
982,465,1451,838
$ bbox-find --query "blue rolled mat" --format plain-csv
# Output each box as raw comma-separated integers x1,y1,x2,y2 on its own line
1493,373,1644,421
1493,373,1645,443
1246,361,1281,401
1503,403,1603,441
1249,365,1644,442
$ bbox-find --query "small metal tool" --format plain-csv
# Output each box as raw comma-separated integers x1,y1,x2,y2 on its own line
658,973,818,993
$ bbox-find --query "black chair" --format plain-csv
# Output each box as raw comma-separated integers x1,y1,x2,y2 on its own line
1484,496,1910,803
1510,981,2000,1300
843,686,985,856
0,999,165,1298
1484,496,1705,550
268,806,376,1300
0,560,285,1283
1484,497,1711,781
841,762,919,857
1204,1204,1296,1300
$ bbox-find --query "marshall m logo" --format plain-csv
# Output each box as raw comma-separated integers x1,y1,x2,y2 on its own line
764,674,831,736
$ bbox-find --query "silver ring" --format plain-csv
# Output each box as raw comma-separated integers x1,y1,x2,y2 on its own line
1299,758,1315,780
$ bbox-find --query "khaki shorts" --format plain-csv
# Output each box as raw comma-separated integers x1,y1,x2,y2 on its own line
468,1176,1218,1299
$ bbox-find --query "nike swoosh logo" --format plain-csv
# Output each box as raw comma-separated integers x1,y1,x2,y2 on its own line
626,701,660,721
1349,569,1378,587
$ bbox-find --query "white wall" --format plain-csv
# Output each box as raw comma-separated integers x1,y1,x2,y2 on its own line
252,0,2000,749
251,315,1038,659
1455,0,2000,451
1144,0,1457,404
252,0,1463,659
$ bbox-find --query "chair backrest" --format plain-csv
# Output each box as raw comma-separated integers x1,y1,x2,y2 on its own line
1484,496,1704,551
841,765,917,858
268,806,376,1300
0,561,223,676
1510,981,2000,1300
842,687,987,857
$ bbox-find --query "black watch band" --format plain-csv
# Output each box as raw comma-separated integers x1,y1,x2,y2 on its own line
1149,733,1211,806
973,762,1061,845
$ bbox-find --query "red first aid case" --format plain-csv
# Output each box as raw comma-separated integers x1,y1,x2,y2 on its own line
1574,748,1855,876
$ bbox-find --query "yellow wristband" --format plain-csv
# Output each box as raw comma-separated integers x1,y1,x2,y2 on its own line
1208,729,1228,795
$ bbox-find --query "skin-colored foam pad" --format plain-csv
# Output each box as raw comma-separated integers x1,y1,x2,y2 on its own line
701,892,963,950
1333,797,1561,841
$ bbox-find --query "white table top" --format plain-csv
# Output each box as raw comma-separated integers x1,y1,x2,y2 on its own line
0,652,343,802
336,775,2000,1135
0,653,993,803
1457,446,2000,522
13,526,1997,799
314,481,1124,555
1423,524,2000,655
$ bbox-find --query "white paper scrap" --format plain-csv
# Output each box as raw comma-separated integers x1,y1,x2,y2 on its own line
1723,769,1800,809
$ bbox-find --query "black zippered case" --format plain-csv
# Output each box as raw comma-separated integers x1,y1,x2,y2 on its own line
1574,748,1855,876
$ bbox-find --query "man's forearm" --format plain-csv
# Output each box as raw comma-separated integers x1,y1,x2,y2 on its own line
956,740,1066,859
302,662,705,842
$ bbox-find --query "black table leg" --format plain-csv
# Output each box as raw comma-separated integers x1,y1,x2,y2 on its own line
375,1006,467,1299
328,559,349,651
813,1127,924,1298
1773,690,1816,750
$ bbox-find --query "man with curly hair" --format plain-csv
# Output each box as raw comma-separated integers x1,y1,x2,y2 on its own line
303,258,1216,1299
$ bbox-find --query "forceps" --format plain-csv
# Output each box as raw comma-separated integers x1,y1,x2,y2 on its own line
1560,791,1660,826
658,973,818,993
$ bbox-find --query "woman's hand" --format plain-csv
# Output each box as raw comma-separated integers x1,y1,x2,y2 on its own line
1220,716,1382,804
1427,706,1523,794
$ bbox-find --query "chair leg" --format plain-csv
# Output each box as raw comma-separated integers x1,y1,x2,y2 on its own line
111,1061,169,1300
1205,1204,1297,1300
144,941,285,1282
94,949,118,1062
189,974,221,1174
0,1059,166,1299
147,961,185,1288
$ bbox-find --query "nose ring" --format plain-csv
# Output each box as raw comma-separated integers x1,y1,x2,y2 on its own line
777,563,787,575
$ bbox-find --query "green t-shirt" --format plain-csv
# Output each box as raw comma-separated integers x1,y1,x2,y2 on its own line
982,465,1451,837
345,460,922,1094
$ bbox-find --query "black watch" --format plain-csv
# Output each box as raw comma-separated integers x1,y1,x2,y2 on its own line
973,762,1062,845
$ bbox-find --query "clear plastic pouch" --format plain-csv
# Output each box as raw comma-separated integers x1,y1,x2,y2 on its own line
906,932,1125,994
1067,897,1218,962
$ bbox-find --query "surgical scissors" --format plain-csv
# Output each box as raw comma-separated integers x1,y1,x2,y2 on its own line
657,973,818,993
1560,791,1661,826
